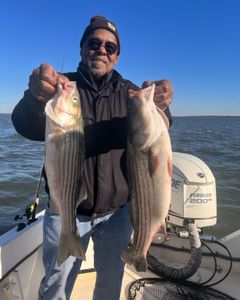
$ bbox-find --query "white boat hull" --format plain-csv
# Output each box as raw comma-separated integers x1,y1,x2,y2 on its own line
0,212,239,300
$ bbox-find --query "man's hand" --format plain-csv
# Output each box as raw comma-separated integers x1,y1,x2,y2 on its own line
142,80,173,111
28,64,69,102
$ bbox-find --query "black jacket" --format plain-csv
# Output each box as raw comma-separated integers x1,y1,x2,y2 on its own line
12,63,172,217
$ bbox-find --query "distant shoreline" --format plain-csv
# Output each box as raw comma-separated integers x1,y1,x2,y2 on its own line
0,112,239,118
172,115,240,118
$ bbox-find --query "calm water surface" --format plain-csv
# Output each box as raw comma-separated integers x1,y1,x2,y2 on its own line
0,114,239,237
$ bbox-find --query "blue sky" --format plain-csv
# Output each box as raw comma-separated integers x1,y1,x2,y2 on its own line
0,0,239,116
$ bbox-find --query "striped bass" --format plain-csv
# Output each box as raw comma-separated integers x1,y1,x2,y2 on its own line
44,81,86,266
122,83,172,272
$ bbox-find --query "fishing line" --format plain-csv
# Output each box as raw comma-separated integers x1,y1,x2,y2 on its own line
60,52,66,73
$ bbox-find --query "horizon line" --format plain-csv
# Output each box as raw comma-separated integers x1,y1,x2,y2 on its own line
1,112,240,118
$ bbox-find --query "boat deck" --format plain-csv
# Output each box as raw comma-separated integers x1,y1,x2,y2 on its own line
71,271,96,300
70,266,155,300
1,217,239,300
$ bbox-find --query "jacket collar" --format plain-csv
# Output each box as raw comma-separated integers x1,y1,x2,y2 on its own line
77,62,123,96
77,62,112,91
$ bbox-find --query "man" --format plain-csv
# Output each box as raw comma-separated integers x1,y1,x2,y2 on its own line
12,16,173,300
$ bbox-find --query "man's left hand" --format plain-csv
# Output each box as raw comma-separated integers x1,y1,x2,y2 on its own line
142,80,173,111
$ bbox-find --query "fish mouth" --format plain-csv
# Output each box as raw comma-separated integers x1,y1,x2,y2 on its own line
55,107,76,117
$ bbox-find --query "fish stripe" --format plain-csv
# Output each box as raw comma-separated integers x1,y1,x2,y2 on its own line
128,146,153,258
60,132,83,233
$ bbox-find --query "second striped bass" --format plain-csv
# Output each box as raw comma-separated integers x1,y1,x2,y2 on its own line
122,83,172,272
44,81,86,266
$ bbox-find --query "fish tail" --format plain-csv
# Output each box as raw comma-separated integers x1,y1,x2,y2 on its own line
121,250,148,272
134,256,148,272
57,232,86,266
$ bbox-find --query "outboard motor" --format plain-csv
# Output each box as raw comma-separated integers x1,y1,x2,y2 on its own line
168,152,217,228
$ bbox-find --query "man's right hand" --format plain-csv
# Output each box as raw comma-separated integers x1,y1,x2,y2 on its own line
28,64,69,102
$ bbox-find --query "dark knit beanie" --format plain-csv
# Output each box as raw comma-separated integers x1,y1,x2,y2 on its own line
80,16,120,55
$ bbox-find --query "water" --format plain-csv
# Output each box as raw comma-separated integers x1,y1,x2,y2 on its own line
0,114,48,235
0,114,240,237
169,116,240,237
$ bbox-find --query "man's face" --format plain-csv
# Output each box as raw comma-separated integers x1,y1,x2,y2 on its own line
81,29,119,78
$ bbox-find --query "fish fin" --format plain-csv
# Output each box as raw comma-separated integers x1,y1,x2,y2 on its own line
76,181,87,207
159,222,168,240
57,231,86,266
121,249,134,265
148,151,161,176
128,205,135,227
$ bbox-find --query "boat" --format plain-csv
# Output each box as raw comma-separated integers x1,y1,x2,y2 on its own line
0,152,239,300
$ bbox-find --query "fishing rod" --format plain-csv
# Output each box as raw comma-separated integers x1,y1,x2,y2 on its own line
14,163,44,231
31,162,44,221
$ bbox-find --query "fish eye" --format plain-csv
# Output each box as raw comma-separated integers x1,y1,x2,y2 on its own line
73,97,78,103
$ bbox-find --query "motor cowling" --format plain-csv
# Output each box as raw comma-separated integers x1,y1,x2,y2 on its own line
168,152,217,228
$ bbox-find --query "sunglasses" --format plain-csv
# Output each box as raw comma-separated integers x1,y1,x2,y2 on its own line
87,38,118,55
